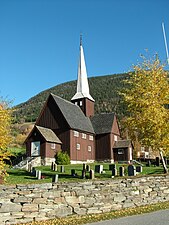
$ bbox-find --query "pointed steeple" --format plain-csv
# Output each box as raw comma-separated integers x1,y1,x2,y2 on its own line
71,36,94,102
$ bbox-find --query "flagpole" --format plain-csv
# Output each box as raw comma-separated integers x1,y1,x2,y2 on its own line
162,22,169,65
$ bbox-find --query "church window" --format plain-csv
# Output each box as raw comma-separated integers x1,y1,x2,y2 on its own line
51,143,56,149
31,141,40,156
76,143,80,150
74,131,79,137
88,146,92,152
89,135,93,141
80,101,82,106
82,133,86,139
118,149,124,154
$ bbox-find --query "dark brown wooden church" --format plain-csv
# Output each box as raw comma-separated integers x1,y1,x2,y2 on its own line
25,40,133,165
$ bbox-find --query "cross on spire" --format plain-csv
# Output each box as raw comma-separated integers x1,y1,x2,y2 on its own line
80,33,82,46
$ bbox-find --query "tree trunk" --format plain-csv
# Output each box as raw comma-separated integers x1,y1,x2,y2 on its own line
159,150,168,173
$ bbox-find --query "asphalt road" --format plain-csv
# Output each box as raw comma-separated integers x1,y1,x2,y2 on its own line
85,209,169,225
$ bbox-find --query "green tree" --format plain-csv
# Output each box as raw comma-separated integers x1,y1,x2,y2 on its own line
55,151,70,165
0,101,12,181
121,55,169,173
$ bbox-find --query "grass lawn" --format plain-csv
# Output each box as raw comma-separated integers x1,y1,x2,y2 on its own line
5,163,166,185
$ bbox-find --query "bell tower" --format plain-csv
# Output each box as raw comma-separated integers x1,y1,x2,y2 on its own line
71,36,95,117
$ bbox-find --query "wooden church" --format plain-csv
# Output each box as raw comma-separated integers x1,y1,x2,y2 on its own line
25,39,133,165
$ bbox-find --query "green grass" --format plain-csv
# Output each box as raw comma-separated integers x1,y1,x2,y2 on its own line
139,165,164,175
5,163,166,185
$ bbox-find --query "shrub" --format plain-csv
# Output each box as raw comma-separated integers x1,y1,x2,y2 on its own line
55,151,70,165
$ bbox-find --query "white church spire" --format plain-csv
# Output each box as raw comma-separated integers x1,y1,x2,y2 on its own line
71,36,94,102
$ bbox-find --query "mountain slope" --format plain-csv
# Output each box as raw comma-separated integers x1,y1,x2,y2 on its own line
13,73,129,123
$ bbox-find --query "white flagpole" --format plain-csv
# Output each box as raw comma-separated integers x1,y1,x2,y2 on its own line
162,22,169,65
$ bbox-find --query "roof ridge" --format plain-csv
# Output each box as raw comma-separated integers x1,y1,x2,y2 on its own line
51,93,79,107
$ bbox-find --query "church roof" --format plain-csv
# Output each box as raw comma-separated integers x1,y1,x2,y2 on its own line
113,140,132,149
35,126,62,143
90,113,115,134
51,94,94,134
71,39,94,102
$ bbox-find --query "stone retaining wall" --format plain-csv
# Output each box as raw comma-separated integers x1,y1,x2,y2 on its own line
1,175,169,224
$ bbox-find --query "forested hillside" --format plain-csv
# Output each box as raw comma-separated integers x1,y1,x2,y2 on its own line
13,73,129,123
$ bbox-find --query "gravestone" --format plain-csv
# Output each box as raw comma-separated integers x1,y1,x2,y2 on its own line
81,170,86,179
90,170,95,179
35,170,39,178
136,166,142,173
95,165,103,174
37,170,41,180
28,163,32,173
60,165,65,173
146,160,151,167
99,165,103,173
32,167,36,176
156,157,160,166
83,163,87,171
86,165,90,172
128,165,136,176
71,169,76,177
119,166,125,176
52,174,59,183
109,164,116,171
51,162,54,170
54,163,57,171
111,164,117,176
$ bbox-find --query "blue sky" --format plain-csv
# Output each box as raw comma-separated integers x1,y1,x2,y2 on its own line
0,0,169,106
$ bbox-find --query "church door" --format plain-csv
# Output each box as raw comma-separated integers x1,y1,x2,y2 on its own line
31,141,40,156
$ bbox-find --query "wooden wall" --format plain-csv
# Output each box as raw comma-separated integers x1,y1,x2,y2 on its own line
95,133,111,160
70,130,95,161
44,143,61,158
113,148,129,162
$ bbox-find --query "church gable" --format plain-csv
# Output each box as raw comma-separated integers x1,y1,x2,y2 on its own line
36,94,69,130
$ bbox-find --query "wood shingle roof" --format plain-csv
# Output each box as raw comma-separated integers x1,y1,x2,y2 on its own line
36,126,62,143
51,94,94,134
90,113,115,134
113,140,132,148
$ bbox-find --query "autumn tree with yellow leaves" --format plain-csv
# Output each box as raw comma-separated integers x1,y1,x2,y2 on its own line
121,55,169,173
0,101,12,181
